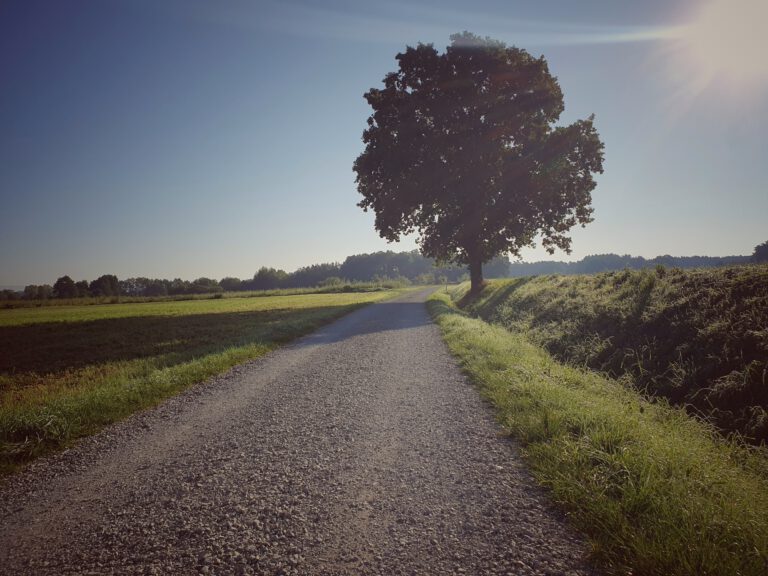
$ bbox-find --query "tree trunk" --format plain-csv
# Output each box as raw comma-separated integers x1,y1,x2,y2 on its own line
469,255,484,294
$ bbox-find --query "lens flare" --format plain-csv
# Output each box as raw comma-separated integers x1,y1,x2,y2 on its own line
676,0,768,97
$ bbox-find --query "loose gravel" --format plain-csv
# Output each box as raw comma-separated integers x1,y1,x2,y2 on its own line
0,289,598,575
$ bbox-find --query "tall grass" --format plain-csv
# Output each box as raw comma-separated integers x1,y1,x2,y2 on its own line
0,291,400,475
461,265,768,443
428,291,768,575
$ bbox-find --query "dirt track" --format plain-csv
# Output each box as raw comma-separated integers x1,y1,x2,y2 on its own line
0,289,596,575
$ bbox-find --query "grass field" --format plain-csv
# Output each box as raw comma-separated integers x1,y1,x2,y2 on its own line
429,288,768,576
0,290,401,475
0,280,411,310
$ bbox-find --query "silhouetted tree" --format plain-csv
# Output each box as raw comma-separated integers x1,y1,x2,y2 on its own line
189,277,222,294
220,277,243,292
167,279,189,295
252,267,288,290
119,278,139,296
75,280,90,297
287,263,342,288
23,285,52,300
752,240,768,263
354,32,604,293
146,279,169,296
89,274,119,296
53,275,77,298
0,289,19,300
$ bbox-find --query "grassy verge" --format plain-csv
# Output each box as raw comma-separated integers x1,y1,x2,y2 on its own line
461,265,768,442
428,290,768,576
1,290,402,476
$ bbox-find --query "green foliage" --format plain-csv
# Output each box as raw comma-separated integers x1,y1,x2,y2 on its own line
86,273,118,297
354,32,604,291
0,290,19,302
0,291,400,473
289,263,342,287
53,275,77,298
219,276,243,292
462,265,768,443
22,284,53,300
428,292,768,576
74,279,89,297
319,276,344,288
252,267,289,290
189,277,223,294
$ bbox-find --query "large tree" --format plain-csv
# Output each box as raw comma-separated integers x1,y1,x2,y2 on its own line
354,32,604,292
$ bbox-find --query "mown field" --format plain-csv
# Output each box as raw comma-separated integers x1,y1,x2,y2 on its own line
464,264,768,443
0,289,401,475
429,283,768,576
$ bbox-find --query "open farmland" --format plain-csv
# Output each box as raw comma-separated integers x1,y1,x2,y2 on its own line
0,289,401,474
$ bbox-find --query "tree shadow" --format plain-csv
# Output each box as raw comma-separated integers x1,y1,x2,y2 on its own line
457,277,533,320
295,300,433,347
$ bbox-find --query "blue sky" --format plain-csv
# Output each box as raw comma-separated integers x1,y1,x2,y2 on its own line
1,0,766,285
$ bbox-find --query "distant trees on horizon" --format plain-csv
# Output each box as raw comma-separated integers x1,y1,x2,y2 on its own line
508,253,752,277
7,251,509,300
3,244,764,301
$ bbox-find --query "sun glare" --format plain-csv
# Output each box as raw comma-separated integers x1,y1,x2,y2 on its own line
677,0,768,97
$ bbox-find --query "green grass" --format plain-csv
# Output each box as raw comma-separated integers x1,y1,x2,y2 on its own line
0,290,401,475
462,265,768,443
0,281,409,310
428,290,768,576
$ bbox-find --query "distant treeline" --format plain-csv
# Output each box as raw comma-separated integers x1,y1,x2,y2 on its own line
5,247,764,301
3,251,510,300
508,253,751,277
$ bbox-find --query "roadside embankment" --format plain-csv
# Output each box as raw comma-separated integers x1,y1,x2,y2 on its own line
463,265,768,443
428,288,768,576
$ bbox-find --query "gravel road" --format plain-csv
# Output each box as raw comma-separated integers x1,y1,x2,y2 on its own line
0,289,597,575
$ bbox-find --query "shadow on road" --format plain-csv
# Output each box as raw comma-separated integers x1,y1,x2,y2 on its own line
295,301,433,347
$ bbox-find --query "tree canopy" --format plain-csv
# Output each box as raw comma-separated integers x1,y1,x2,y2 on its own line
354,32,604,292
89,274,119,297
53,275,77,299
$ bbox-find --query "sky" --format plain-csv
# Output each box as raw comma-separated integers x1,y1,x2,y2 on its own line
1,0,767,286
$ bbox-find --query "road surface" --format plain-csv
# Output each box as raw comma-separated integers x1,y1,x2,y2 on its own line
0,289,596,575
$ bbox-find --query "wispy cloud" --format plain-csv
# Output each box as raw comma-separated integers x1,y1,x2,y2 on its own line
179,0,682,48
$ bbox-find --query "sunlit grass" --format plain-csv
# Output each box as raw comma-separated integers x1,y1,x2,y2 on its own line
428,291,768,575
0,291,402,327
0,280,411,311
459,266,768,443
